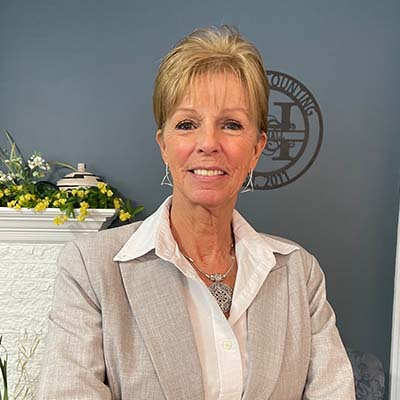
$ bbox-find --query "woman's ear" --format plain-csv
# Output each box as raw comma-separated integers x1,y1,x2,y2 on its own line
250,131,267,169
156,129,168,164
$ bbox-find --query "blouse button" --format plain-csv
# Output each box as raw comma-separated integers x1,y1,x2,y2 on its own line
223,340,233,350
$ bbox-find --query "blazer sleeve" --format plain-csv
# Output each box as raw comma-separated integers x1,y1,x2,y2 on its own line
36,241,112,400
302,255,356,400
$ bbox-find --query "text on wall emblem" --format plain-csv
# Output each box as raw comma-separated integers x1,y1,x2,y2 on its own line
254,70,323,190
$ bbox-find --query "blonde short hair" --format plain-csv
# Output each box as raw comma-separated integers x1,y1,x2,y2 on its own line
153,25,269,136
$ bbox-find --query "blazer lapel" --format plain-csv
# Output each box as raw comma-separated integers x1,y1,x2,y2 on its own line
242,263,288,400
119,254,204,400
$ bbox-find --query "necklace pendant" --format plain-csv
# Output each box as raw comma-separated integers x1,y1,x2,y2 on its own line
210,273,223,282
208,282,233,314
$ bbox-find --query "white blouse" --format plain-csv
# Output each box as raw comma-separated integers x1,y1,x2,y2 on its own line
113,196,298,399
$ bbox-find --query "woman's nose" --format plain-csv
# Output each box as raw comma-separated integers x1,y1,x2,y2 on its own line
197,125,220,154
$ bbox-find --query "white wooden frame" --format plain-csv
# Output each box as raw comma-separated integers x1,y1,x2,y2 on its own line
390,202,400,399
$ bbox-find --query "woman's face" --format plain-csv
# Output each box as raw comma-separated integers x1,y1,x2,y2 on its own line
157,73,266,210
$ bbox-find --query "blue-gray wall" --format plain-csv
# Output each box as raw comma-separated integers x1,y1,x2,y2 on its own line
1,1,399,396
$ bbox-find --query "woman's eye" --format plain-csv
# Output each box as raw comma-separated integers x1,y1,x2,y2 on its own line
223,120,243,131
176,120,196,130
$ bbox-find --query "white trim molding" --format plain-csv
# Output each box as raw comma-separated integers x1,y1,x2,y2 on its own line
390,201,400,400
0,207,117,243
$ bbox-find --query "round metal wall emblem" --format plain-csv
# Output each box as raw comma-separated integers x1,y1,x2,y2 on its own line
254,70,323,190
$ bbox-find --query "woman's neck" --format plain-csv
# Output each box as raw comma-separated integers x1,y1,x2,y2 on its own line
169,195,235,272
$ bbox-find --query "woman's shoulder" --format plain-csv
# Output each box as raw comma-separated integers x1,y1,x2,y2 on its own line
56,221,146,297
62,220,144,262
257,232,317,277
258,231,301,248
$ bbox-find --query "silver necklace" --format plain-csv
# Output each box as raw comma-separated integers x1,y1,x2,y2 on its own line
182,244,235,314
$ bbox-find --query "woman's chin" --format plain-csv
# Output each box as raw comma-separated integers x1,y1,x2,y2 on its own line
178,190,236,211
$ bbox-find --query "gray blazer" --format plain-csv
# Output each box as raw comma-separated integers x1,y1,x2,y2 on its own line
37,222,355,399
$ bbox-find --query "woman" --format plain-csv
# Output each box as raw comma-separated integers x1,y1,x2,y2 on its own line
37,26,355,399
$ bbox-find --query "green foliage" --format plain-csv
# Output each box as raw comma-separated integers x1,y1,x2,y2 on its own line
0,130,143,224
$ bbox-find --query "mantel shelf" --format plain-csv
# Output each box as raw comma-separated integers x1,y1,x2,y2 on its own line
0,207,117,243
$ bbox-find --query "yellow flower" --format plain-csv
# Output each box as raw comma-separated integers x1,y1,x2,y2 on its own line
13,203,21,210
4,188,10,195
25,193,32,200
34,199,49,212
17,194,29,205
7,200,17,208
80,201,89,209
56,192,61,199
59,198,67,205
113,198,121,209
77,190,85,198
34,203,45,212
53,214,69,225
71,189,78,196
77,202,89,220
97,182,107,194
106,190,113,197
53,200,60,207
119,210,131,222
0,190,3,199
77,214,87,221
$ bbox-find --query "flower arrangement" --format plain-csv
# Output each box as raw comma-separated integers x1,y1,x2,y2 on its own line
0,130,143,224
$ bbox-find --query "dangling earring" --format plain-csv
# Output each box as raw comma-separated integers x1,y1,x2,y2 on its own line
240,169,254,193
161,163,173,187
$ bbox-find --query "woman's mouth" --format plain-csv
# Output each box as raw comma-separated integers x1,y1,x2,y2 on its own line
191,169,226,176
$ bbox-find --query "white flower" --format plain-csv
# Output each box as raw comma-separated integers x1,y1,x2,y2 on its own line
28,155,45,169
39,162,50,171
0,171,12,182
5,157,23,165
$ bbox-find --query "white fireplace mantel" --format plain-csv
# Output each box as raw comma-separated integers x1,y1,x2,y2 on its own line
0,207,117,243
0,207,117,398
